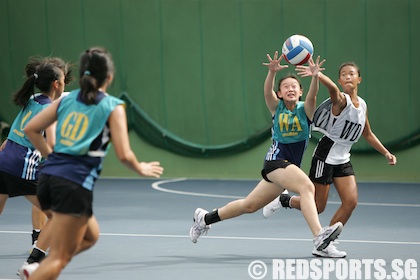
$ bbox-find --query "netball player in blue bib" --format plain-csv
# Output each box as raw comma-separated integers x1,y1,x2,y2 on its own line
190,52,343,254
21,47,164,280
0,57,71,248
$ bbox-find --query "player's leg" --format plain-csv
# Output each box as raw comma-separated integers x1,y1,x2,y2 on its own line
329,162,358,226
267,165,342,250
330,175,358,226
190,179,283,243
24,214,52,266
0,172,9,214
22,196,52,266
0,193,7,214
218,179,284,219
284,182,331,213
31,206,47,245
267,164,321,236
308,157,333,214
270,161,345,257
201,160,298,224
25,195,48,246
74,215,100,255
313,182,330,214
307,174,356,258
287,180,347,258
28,212,89,280
265,157,333,214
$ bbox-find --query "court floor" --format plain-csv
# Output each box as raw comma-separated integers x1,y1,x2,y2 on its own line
1,178,419,280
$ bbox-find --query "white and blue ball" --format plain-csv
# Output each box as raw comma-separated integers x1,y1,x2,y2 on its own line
282,35,314,65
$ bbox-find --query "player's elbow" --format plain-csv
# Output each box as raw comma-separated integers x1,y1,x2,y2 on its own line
115,150,134,164
24,128,37,142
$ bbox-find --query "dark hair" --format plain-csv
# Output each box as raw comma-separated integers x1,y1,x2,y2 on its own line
79,47,114,104
12,58,68,108
45,57,74,85
338,62,361,77
276,73,303,100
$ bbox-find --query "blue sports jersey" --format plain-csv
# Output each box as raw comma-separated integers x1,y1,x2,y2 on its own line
0,94,51,180
40,89,125,190
265,100,311,166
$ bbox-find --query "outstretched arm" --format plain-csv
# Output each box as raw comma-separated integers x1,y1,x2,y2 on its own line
318,72,346,109
296,62,346,112
262,51,289,115
362,112,397,165
109,105,164,178
296,56,325,121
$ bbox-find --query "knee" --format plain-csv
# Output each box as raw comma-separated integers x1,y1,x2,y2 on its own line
44,210,53,219
0,198,7,214
315,194,328,214
343,198,358,211
316,203,326,214
298,182,315,197
83,222,100,250
61,255,73,267
84,232,99,249
49,252,73,271
242,202,260,214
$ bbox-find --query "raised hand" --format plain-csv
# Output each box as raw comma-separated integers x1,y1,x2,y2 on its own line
262,51,289,73
296,56,325,77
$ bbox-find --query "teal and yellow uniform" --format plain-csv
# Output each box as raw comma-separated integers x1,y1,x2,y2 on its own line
0,94,51,181
265,100,311,167
40,90,124,191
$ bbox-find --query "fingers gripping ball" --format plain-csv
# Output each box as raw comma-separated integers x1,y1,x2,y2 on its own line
282,35,314,65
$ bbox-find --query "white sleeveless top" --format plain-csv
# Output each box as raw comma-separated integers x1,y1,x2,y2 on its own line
312,93,367,164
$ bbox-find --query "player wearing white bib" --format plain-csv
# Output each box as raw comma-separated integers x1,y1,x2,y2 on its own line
263,61,397,258
312,93,367,166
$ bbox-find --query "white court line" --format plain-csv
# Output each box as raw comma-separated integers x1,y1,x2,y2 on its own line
151,178,243,199
1,230,419,246
151,178,420,208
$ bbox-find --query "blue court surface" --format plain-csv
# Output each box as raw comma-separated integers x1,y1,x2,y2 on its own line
1,178,419,280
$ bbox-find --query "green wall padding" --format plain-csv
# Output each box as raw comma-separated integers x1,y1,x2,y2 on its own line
1,0,419,158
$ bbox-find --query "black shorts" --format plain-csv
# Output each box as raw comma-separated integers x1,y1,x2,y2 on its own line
309,157,355,185
261,160,293,182
0,171,37,197
37,174,93,217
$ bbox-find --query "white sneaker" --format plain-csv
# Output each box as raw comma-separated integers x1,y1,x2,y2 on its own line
190,208,211,243
312,242,347,258
18,262,39,280
262,190,290,219
263,196,281,218
313,222,343,251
